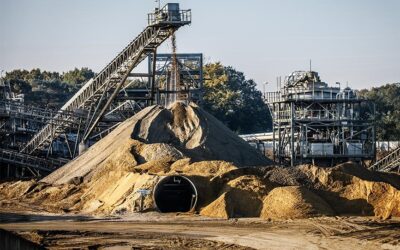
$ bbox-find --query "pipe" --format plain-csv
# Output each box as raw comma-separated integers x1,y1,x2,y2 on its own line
153,175,198,213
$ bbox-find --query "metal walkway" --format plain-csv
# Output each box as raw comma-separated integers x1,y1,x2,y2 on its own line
0,148,68,175
369,147,400,172
0,100,79,127
21,4,191,154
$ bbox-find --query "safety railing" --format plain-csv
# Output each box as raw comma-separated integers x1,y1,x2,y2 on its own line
0,148,67,173
148,8,191,26
370,146,400,172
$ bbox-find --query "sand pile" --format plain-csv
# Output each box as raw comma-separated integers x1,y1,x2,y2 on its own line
198,164,400,219
130,102,271,166
299,162,400,219
0,102,270,215
1,161,400,219
43,102,271,185
260,186,334,219
200,175,272,218
1,103,399,220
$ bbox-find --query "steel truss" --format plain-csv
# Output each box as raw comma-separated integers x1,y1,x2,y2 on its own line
370,146,400,172
21,4,191,155
149,53,203,106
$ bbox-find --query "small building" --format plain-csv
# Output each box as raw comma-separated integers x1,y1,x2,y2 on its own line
265,71,375,166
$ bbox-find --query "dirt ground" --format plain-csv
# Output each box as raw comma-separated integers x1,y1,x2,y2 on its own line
1,210,399,250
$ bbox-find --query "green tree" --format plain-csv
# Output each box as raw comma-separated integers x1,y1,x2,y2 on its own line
4,68,86,108
62,67,95,86
359,83,400,140
4,69,29,82
203,62,271,134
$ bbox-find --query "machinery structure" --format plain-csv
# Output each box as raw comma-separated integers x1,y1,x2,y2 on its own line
21,3,191,156
0,3,194,177
0,78,70,176
150,53,203,107
121,53,203,108
265,71,376,166
0,78,35,150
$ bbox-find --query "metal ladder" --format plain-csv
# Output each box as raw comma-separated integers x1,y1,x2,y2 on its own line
21,4,191,154
369,147,400,172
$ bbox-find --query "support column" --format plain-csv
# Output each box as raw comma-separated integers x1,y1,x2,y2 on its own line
277,103,281,165
290,102,295,167
272,103,276,163
150,49,157,105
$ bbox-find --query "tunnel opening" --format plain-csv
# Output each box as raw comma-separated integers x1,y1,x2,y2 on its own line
154,175,198,213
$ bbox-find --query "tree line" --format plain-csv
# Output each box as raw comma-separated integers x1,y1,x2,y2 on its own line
2,64,271,134
358,83,400,141
3,68,94,108
2,65,399,138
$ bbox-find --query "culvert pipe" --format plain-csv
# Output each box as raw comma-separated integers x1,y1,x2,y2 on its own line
153,175,198,213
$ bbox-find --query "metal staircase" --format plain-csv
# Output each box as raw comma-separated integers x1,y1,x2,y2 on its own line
21,3,191,154
369,147,400,172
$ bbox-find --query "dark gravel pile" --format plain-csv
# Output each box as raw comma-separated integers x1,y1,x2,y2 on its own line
263,167,313,188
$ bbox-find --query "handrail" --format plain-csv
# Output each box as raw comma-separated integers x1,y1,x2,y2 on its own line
0,148,67,173
370,146,400,172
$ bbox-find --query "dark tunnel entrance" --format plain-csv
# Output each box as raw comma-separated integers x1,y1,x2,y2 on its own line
154,175,198,213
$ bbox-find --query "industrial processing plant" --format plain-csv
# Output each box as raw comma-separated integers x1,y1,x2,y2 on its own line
265,71,375,166
0,1,399,249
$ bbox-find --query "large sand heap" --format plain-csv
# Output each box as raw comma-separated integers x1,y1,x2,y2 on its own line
43,102,271,185
1,103,400,220
197,164,400,220
1,162,400,219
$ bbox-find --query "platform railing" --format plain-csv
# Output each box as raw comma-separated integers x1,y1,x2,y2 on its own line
0,148,68,174
148,8,191,26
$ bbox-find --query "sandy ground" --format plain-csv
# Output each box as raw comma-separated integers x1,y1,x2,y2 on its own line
1,210,399,250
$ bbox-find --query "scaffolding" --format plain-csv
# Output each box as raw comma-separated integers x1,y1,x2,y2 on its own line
265,71,376,166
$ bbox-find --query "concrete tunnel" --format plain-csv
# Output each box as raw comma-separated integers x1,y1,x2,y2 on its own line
153,175,198,213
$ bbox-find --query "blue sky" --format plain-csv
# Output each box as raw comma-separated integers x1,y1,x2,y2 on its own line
1,0,399,90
